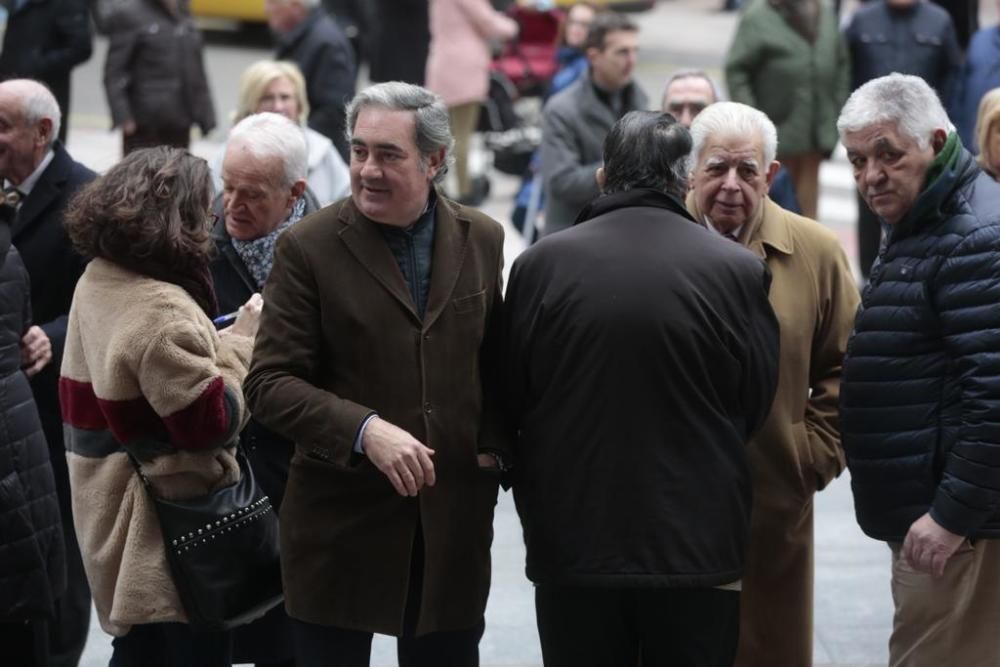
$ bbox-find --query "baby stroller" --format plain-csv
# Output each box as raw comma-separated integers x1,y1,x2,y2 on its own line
490,5,563,98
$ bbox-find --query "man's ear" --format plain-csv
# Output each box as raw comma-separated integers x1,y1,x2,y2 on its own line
931,128,949,155
595,166,606,190
425,147,446,181
35,118,53,148
764,161,781,193
290,179,307,204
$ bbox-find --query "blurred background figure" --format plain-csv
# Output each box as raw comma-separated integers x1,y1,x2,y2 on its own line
0,202,67,667
368,0,430,85
726,0,850,221
323,0,372,69
549,1,597,97
267,0,356,162
843,0,961,281
215,60,349,207
0,0,92,145
426,0,518,205
102,0,216,156
211,112,311,667
955,12,1000,150
974,87,1000,177
60,147,261,667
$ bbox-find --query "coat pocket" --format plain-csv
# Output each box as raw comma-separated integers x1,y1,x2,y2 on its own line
453,289,487,315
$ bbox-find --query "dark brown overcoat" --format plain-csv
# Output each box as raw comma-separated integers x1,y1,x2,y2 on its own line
244,192,508,637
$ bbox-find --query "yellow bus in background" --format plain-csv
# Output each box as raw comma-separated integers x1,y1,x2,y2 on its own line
189,0,654,23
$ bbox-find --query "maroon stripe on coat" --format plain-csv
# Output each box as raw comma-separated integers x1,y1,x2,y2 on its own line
59,375,234,451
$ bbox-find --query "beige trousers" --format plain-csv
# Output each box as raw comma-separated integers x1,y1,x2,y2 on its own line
779,152,823,221
888,539,1000,666
448,102,481,199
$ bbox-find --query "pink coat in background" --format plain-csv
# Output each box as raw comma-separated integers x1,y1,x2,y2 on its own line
425,0,518,108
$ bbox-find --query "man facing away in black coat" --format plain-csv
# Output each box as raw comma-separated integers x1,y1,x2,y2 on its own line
267,0,357,162
0,0,92,145
504,110,780,667
0,78,95,667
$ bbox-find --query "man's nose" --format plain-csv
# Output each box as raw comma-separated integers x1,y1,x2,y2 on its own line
722,168,741,189
360,158,381,179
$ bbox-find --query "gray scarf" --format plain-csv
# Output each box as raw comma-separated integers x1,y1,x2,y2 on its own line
231,197,306,290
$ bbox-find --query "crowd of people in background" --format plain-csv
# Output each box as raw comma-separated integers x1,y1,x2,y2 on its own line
1,1,1000,667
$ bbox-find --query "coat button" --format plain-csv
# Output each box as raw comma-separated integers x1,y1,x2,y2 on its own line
424,402,433,415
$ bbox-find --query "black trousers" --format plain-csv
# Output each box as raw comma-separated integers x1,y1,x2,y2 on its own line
0,618,50,667
291,516,484,667
109,622,232,667
535,585,740,667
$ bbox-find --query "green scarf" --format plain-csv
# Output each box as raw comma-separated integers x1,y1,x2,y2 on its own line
923,131,960,191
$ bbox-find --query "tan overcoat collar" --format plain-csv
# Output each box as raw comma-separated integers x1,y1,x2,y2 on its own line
685,192,795,259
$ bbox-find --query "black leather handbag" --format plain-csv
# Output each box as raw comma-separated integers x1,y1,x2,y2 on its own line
130,448,283,631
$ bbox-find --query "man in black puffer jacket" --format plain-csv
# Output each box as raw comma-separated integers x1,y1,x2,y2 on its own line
839,73,1000,665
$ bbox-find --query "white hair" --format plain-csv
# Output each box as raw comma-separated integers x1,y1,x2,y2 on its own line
837,73,952,149
689,101,778,169
12,80,61,148
226,112,307,187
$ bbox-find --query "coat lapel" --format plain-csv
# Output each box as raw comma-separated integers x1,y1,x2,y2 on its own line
338,202,422,324
422,198,469,332
13,145,70,240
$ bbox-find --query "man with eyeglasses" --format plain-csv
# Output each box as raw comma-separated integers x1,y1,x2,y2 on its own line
662,70,800,214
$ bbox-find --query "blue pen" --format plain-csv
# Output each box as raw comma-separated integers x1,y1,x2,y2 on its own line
213,311,239,327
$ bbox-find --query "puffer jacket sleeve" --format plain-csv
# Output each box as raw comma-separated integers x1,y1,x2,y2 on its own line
135,319,253,451
930,223,1000,535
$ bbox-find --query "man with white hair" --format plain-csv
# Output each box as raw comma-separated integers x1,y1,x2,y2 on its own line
267,0,357,161
839,73,1000,665
209,111,310,667
0,78,96,667
687,101,859,667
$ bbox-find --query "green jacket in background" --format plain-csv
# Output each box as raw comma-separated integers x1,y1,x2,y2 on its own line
725,0,850,157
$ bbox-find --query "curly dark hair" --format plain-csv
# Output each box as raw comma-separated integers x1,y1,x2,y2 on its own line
64,147,218,315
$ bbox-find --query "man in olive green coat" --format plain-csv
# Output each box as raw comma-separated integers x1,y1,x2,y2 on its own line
725,0,850,220
687,102,860,667
244,81,508,666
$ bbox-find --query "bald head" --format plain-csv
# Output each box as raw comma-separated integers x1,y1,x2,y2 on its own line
0,79,61,185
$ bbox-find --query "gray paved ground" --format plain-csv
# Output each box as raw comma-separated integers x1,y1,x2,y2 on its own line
66,0,1000,663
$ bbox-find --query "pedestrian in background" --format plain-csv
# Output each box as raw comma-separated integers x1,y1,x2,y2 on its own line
60,147,262,667
687,102,859,667
102,0,216,155
0,0,92,145
213,60,349,207
0,78,96,667
954,15,1000,151
506,110,779,667
839,73,1000,667
725,0,850,221
843,0,961,281
425,0,518,205
368,0,430,85
974,87,1000,176
540,11,647,235
267,0,356,162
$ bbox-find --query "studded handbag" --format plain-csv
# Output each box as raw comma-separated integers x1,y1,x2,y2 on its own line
129,447,283,631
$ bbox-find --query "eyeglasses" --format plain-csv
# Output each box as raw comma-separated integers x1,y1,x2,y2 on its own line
666,101,709,116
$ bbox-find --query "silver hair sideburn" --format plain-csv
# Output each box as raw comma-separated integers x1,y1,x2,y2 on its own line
345,81,455,184
837,73,952,149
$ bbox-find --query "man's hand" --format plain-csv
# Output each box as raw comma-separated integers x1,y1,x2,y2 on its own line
902,512,965,576
20,326,52,377
362,417,435,497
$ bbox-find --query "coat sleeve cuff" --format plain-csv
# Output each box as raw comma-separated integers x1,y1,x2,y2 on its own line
929,489,988,537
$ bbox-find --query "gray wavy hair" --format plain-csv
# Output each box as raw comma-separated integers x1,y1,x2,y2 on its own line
837,73,952,149
345,82,455,184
